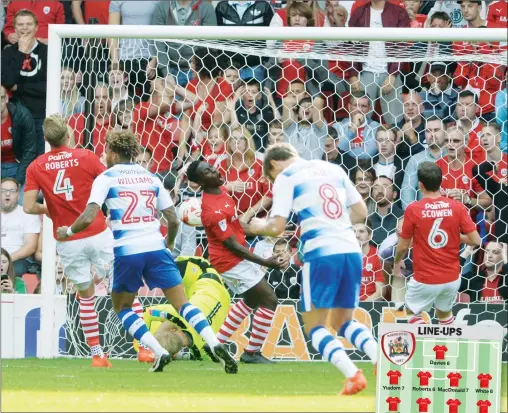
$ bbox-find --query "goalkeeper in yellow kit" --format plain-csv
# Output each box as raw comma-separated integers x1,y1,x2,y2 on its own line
135,256,231,362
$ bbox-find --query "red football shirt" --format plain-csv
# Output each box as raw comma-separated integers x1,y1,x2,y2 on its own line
447,372,462,387
201,141,226,166
386,397,401,412
68,113,112,157
478,373,493,389
83,0,110,25
488,1,508,27
200,187,246,273
485,153,508,182
433,345,448,360
447,399,462,413
132,101,180,173
216,158,271,215
387,370,402,385
416,398,431,413
436,157,483,199
417,371,432,386
477,399,492,413
401,197,477,284
360,245,383,300
1,114,16,163
481,276,504,304
24,147,107,240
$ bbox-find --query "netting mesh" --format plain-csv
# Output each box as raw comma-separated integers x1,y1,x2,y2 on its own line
55,35,507,361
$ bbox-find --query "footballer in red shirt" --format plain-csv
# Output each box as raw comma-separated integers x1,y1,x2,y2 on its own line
477,399,492,413
433,345,448,360
447,372,462,387
395,161,481,325
417,371,432,386
22,114,112,368
416,398,431,413
387,370,402,385
186,160,285,364
386,396,401,412
478,373,493,388
447,398,462,413
354,222,385,301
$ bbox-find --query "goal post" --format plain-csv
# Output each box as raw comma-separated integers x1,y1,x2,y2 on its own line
41,24,507,359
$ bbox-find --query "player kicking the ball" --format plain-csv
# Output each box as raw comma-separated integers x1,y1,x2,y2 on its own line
393,162,481,325
56,130,237,374
23,114,113,368
249,143,378,395
186,160,287,364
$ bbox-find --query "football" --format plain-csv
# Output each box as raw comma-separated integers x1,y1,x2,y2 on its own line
177,197,202,227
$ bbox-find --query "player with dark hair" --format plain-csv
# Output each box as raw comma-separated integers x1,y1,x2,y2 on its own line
394,162,481,325
56,130,237,374
186,160,286,364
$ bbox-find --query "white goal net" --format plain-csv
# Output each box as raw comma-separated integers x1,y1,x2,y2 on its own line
41,25,507,362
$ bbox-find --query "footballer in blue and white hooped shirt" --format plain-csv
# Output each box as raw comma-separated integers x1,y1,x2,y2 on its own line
249,143,378,395
56,130,238,375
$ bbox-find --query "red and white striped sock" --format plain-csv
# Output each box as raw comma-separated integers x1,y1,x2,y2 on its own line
132,298,150,350
217,299,253,343
245,307,275,353
79,295,104,357
439,315,455,325
408,316,426,324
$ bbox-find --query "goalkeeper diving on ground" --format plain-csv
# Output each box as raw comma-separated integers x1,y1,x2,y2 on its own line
134,256,231,363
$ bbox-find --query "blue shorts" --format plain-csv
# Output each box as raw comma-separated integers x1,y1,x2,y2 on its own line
300,253,362,312
113,249,182,294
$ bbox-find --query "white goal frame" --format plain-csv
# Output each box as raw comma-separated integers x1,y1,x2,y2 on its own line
41,24,507,358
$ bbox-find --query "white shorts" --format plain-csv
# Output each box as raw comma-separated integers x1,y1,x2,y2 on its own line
405,277,461,314
56,229,114,291
221,260,265,294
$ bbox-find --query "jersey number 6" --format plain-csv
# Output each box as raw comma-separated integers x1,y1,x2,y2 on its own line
319,184,343,219
428,217,449,249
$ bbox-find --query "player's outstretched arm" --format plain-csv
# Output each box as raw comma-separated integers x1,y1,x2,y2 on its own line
249,216,287,238
460,231,481,247
23,190,49,217
161,206,180,251
223,236,284,269
56,203,101,240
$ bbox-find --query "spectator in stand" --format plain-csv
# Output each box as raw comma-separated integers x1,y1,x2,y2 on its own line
436,126,491,209
3,0,65,45
420,62,458,122
215,0,274,81
132,77,190,189
1,248,27,294
348,0,410,125
215,125,272,223
459,0,485,27
136,146,154,172
370,175,404,246
1,85,37,195
322,126,343,167
72,1,111,25
1,9,47,155
264,238,301,300
479,123,507,178
325,0,351,26
191,123,228,166
373,125,400,183
68,83,112,157
231,79,280,151
496,87,507,152
270,0,326,27
352,163,377,215
487,0,508,27
333,92,380,171
397,91,426,163
460,241,507,303
223,66,242,92
455,90,485,164
60,66,86,117
186,47,233,131
266,119,286,148
282,93,327,160
354,221,385,301
113,99,136,131
152,0,216,87
404,0,426,27
1,178,40,277
108,63,130,110
108,1,159,102
401,116,447,209
425,0,487,27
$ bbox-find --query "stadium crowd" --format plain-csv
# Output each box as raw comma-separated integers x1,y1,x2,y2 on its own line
0,0,507,306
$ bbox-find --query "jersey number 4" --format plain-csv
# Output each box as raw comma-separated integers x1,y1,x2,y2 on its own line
119,190,156,224
428,217,449,249
319,184,343,219
53,170,75,201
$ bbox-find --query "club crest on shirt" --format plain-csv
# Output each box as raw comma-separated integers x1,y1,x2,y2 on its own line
381,331,416,366
218,219,228,232
366,263,373,272
248,168,255,177
501,168,507,177
8,127,12,134
43,6,50,14
462,176,469,184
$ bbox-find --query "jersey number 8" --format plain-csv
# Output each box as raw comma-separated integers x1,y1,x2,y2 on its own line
319,184,343,219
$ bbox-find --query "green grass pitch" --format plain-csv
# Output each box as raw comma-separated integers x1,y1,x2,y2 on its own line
1,359,506,412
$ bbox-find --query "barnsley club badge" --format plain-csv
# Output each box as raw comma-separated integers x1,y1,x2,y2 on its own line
381,331,416,366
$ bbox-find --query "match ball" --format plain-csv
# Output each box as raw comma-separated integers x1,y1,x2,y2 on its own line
178,197,202,227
